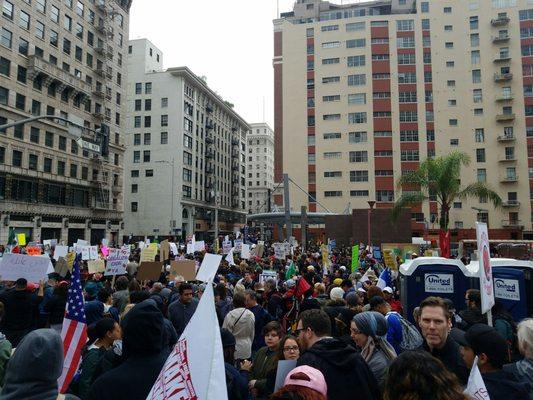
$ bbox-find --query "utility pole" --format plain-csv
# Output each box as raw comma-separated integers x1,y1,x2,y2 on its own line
283,173,292,241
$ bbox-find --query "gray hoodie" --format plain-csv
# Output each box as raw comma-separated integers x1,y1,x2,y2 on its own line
0,329,80,400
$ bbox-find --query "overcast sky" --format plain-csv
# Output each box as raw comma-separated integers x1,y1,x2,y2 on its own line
129,0,295,128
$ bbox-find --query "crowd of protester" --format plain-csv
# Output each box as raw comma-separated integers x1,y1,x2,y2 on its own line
0,240,531,400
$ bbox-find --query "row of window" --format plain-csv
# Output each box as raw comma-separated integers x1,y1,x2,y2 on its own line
321,190,394,201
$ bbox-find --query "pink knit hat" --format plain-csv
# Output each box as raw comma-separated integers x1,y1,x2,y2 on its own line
283,366,327,396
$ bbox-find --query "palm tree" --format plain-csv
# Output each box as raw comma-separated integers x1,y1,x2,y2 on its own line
391,151,502,230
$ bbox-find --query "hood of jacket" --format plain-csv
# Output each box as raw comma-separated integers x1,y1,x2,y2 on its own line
121,300,164,359
483,369,530,399
306,337,361,369
1,329,63,400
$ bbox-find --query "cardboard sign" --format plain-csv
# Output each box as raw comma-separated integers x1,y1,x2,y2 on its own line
274,360,298,392
26,246,41,256
104,247,130,276
88,259,105,274
194,241,206,252
140,246,157,262
196,254,223,282
222,241,232,255
0,253,49,282
160,240,170,261
383,249,398,270
54,257,69,277
53,246,68,261
137,261,163,281
170,260,196,281
169,242,178,255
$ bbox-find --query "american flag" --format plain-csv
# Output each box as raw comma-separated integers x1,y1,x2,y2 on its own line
58,255,88,393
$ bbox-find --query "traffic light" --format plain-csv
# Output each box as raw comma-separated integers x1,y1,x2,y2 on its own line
100,123,110,157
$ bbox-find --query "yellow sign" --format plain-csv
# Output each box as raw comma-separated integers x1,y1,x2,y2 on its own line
66,252,76,270
383,249,398,270
17,233,26,246
140,246,157,262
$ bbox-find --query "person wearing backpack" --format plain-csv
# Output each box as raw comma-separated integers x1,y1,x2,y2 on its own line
370,296,403,354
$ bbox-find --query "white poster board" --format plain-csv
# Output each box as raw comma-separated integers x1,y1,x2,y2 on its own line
476,222,495,314
196,254,223,282
0,253,50,282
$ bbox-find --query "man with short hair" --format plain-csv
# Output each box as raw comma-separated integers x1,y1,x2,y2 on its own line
245,289,271,352
263,279,284,321
167,282,198,336
340,279,355,300
295,309,380,400
112,276,130,313
458,289,486,331
455,324,529,400
419,296,469,385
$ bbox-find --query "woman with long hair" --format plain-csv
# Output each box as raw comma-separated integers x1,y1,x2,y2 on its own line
351,311,396,386
384,351,469,400
264,335,301,396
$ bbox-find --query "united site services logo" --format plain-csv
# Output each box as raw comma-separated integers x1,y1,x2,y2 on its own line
494,278,520,301
424,273,454,293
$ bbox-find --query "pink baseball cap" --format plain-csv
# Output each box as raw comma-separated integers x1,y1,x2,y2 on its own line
283,366,327,397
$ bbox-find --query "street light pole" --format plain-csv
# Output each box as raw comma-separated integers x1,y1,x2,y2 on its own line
367,200,376,247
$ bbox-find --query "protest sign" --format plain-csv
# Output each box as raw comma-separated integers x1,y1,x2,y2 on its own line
196,253,223,282
351,245,359,273
0,253,49,282
54,257,69,277
66,252,76,269
148,282,227,400
383,249,398,270
274,360,297,392
464,356,489,399
17,233,26,246
381,243,420,263
89,246,98,260
101,246,109,258
137,261,163,281
170,260,196,281
53,246,68,261
169,242,178,256
273,243,285,260
140,246,157,262
194,240,205,252
104,247,130,276
81,247,90,261
259,270,278,284
234,239,243,253
160,240,170,261
241,244,251,260
222,241,232,255
186,243,194,255
225,248,236,266
476,222,495,314
88,259,105,274
26,246,41,256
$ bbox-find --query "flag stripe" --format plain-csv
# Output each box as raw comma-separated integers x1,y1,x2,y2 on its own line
59,320,87,392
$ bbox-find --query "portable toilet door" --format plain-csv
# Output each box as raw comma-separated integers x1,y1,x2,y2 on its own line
467,259,532,321
400,257,472,323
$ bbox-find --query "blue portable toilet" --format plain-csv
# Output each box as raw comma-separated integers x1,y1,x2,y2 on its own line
466,259,533,321
400,257,474,322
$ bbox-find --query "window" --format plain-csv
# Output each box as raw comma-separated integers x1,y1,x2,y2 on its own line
347,55,365,67
450,139,459,146
324,171,342,178
0,57,9,76
57,160,65,176
12,150,22,167
321,24,339,32
30,127,39,143
448,99,456,106
323,95,340,102
447,80,456,87
17,65,26,83
399,111,417,122
470,16,478,30
144,116,151,127
143,133,151,145
15,93,25,110
161,115,168,127
0,86,7,105
349,151,368,162
1,28,13,48
348,93,366,105
64,15,72,31
349,131,367,143
398,53,416,65
424,52,431,64
324,151,341,159
477,169,486,182
160,132,168,144
322,41,340,49
399,92,417,103
145,82,152,93
2,0,13,19
397,36,415,48
133,151,140,163
346,22,365,31
346,39,366,49
348,112,367,124
475,129,485,142
397,20,414,31
472,69,481,84
398,72,416,83
401,150,419,161
400,130,418,142
422,19,430,30
323,114,340,121
161,97,168,108
45,131,54,147
131,202,138,212
476,148,486,162
35,21,45,40
322,76,340,84
471,50,480,65
19,10,30,30
348,74,366,86
473,89,483,103
350,170,368,182
445,25,453,31
143,150,150,162
449,119,458,126
376,190,395,202
324,191,342,197
323,132,341,140
470,33,479,47
421,2,429,12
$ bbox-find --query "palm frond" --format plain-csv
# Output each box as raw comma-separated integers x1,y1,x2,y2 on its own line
391,192,428,221
458,183,503,208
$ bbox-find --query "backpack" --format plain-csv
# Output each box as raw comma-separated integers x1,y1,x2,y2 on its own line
387,311,423,352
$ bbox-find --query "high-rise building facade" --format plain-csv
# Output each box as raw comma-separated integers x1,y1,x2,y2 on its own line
0,0,131,245
247,122,274,214
124,39,249,239
274,0,533,237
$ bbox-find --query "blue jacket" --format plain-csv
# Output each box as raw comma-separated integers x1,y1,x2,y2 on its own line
385,312,403,355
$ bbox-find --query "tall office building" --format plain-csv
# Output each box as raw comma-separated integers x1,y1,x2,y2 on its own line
246,122,274,214
0,0,131,245
274,0,533,238
124,39,249,239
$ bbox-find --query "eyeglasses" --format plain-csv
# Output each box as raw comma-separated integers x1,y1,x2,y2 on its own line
283,346,299,352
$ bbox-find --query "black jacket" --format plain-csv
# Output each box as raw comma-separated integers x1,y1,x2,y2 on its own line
297,338,380,400
87,301,170,400
458,308,487,331
483,369,530,400
423,335,469,385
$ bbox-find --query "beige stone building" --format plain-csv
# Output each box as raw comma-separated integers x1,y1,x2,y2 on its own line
274,0,533,238
246,122,274,214
0,0,131,245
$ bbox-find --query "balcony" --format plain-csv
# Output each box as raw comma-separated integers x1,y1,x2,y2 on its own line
500,175,518,183
205,182,213,189
232,187,239,196
205,121,214,130
27,55,91,99
206,134,214,144
232,163,239,171
205,150,214,159
92,89,104,98
205,165,214,174
95,45,105,55
495,94,513,102
492,34,510,43
497,134,515,142
231,127,238,132
494,72,513,82
501,219,523,229
92,111,105,120
496,113,515,121
206,103,213,113
232,200,240,209
494,55,511,63
498,155,516,162
94,67,106,77
502,200,520,207
231,149,239,157
232,177,239,184
231,137,240,146
491,16,510,26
